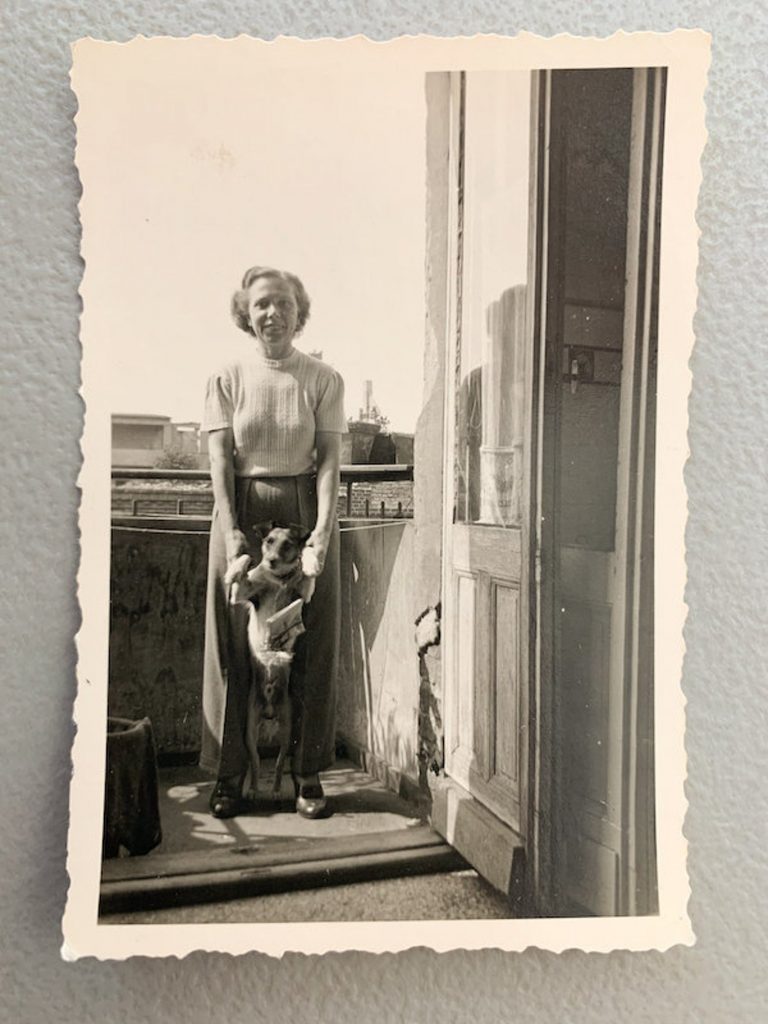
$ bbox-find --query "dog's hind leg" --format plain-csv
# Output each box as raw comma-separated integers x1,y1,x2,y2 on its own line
274,733,290,794
245,694,261,803
273,742,288,797
273,707,292,798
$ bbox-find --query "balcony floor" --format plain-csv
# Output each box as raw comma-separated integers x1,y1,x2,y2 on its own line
151,759,424,857
100,759,519,922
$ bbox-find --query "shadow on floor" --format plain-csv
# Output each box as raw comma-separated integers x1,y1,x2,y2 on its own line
151,759,425,857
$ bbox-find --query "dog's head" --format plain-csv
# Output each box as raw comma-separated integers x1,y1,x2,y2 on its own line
253,521,311,579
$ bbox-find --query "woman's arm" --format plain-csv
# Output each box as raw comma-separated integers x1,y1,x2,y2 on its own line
208,427,248,562
309,430,341,572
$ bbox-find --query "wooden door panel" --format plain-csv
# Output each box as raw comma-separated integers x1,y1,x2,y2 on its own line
450,520,523,828
450,570,477,782
560,585,623,915
452,523,522,574
560,594,618,819
448,561,522,831
472,570,492,782
492,581,520,787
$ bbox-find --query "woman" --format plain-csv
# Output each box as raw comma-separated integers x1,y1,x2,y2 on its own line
200,265,345,819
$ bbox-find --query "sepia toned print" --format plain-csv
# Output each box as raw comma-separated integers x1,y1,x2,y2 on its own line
66,31,707,959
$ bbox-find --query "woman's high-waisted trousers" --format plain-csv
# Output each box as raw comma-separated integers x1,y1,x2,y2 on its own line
200,475,339,781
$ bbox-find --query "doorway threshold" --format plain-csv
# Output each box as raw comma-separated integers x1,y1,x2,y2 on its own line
100,760,465,916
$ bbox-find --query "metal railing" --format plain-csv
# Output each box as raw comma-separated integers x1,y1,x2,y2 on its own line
111,465,414,523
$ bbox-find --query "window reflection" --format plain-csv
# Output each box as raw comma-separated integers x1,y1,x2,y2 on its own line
455,73,531,528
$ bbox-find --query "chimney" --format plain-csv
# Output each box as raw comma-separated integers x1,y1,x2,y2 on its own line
364,380,373,418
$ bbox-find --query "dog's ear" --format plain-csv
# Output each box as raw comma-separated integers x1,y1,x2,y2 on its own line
251,521,273,540
288,523,312,545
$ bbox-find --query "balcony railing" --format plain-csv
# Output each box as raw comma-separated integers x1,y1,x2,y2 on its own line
111,464,414,524
108,465,421,787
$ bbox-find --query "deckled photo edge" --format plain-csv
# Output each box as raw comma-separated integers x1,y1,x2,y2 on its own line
65,29,708,960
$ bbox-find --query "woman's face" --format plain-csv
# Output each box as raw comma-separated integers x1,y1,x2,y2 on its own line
246,276,300,353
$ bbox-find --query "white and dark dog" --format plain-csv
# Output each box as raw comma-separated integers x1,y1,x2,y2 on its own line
224,522,319,801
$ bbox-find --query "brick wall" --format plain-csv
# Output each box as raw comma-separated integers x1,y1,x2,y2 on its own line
338,480,414,518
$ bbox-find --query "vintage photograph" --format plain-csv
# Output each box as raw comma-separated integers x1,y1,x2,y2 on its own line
66,34,705,958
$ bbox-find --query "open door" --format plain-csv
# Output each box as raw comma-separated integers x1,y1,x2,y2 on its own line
431,70,537,897
431,67,662,916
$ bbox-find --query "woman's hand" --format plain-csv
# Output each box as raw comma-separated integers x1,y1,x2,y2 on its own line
304,530,330,576
225,527,249,564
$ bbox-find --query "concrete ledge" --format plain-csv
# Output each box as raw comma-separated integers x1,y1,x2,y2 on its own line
99,825,464,915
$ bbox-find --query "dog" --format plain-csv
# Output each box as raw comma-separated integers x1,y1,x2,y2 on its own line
224,522,316,800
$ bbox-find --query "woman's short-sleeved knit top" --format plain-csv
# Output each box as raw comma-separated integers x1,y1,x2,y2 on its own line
203,347,346,477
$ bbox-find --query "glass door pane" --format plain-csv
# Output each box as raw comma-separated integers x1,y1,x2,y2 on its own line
455,71,532,527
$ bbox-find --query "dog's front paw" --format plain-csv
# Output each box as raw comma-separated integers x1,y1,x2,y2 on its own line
225,553,252,587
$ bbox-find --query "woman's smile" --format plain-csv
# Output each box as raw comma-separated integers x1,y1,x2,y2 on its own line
247,276,300,355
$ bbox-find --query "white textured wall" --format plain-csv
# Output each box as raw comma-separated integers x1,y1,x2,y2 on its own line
1,3,766,1021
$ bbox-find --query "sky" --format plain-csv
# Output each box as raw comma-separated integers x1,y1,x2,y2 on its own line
79,53,426,431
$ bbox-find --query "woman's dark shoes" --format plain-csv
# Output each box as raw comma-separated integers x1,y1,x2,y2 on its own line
293,777,328,819
210,779,245,819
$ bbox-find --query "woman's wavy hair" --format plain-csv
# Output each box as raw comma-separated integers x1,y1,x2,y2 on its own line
231,266,311,336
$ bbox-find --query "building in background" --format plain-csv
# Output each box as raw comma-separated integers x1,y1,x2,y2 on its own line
343,379,414,465
111,414,210,469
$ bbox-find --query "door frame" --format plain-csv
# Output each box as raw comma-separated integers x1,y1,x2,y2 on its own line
533,67,665,916
612,66,664,916
528,68,556,914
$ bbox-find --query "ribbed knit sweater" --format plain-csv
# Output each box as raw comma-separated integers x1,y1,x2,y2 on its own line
203,347,346,477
